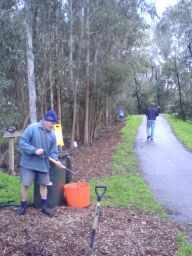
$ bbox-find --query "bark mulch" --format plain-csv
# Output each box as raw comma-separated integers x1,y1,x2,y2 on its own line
0,124,192,256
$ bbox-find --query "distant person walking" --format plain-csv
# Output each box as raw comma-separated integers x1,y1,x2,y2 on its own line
116,108,125,122
146,102,159,141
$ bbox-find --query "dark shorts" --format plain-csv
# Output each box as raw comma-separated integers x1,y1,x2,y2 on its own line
20,167,50,186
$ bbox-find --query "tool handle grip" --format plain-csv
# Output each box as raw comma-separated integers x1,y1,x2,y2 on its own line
95,185,107,201
48,157,66,169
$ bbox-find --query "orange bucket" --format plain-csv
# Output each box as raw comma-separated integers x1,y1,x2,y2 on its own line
64,182,90,208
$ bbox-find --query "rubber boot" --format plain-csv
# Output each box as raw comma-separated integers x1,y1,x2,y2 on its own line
41,199,53,217
17,200,28,215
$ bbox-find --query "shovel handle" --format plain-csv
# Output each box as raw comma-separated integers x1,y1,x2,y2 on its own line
95,185,107,202
48,157,79,177
48,157,66,169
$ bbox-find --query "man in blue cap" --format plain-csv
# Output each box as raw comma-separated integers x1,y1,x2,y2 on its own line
18,110,62,217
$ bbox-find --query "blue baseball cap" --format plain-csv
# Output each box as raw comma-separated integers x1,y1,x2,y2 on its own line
44,110,57,123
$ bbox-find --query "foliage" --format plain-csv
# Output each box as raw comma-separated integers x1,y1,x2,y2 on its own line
3,1,192,140
102,60,128,95
154,1,192,117
91,115,167,218
0,0,157,140
0,6,26,132
111,115,142,173
164,114,192,150
177,234,192,256
0,171,33,205
90,173,166,218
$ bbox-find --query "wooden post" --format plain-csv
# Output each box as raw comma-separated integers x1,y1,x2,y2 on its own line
9,138,15,175
3,130,22,175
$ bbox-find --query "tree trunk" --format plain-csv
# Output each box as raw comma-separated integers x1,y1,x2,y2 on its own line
75,110,80,142
90,47,99,143
134,76,141,114
25,0,37,123
71,1,84,148
105,94,109,126
176,72,185,120
50,59,54,110
69,0,75,148
155,69,160,107
176,70,185,120
84,0,90,145
174,56,185,120
56,78,61,123
53,5,61,123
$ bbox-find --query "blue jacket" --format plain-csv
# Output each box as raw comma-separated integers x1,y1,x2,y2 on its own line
146,107,159,120
117,109,124,117
19,121,59,173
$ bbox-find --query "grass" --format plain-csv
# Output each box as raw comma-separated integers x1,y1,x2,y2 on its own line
164,114,192,150
90,115,167,219
1,115,165,217
1,114,191,254
164,114,192,255
90,173,165,216
91,114,192,255
0,172,33,205
177,235,192,256
111,115,141,173
0,138,6,145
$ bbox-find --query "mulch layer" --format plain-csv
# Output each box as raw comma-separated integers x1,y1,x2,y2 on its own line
0,124,192,256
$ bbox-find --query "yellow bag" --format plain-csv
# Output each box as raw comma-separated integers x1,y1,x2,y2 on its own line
53,124,64,146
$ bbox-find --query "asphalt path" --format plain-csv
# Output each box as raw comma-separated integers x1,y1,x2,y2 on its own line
135,115,192,223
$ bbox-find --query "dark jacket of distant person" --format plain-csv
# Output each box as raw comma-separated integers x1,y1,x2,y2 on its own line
146,104,159,120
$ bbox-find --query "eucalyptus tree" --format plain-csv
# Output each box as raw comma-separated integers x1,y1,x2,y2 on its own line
0,0,157,146
94,1,152,110
0,1,27,131
25,0,37,122
154,0,192,118
68,0,132,144
22,0,156,145
106,0,157,115
29,0,65,120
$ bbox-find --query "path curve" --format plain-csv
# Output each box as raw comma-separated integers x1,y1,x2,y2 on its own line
135,115,192,223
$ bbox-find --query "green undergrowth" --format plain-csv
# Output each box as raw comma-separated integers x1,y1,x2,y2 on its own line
0,115,167,218
0,137,6,145
0,171,33,205
164,114,192,255
164,114,192,150
111,115,141,173
90,173,166,218
90,115,167,219
177,234,192,256
0,114,190,254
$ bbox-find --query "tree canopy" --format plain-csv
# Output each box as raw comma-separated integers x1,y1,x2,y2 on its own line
1,0,191,145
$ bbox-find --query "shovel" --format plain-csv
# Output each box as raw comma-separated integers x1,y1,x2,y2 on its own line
90,184,107,249
48,157,79,177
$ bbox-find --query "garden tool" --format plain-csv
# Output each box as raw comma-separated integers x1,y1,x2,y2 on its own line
90,184,107,249
48,157,79,177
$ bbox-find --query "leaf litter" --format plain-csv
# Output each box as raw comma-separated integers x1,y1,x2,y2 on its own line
0,124,192,256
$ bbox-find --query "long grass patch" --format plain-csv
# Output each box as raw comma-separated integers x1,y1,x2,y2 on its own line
111,115,141,173
0,171,33,205
90,173,166,218
91,115,167,219
165,114,192,150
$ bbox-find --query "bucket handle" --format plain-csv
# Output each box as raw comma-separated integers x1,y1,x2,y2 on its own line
95,185,107,202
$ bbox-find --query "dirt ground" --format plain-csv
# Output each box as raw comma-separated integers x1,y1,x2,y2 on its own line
1,124,192,256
